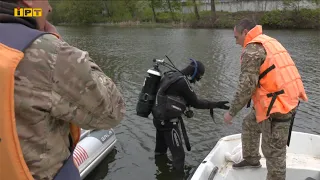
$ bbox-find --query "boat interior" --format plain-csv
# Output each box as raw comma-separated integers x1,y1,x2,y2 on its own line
192,131,320,180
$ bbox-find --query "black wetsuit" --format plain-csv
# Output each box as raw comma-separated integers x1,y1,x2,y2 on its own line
152,73,218,171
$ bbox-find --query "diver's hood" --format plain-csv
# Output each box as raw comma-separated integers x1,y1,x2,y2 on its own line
182,59,205,81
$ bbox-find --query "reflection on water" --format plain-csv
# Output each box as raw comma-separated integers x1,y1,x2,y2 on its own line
58,26,320,180
154,154,192,180
84,148,117,180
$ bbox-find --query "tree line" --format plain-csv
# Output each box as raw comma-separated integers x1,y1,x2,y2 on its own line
48,0,213,24
48,0,319,25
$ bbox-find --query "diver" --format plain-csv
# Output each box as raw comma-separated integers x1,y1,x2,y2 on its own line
151,60,230,172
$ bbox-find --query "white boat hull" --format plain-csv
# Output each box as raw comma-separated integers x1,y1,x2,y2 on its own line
190,131,320,180
73,129,117,179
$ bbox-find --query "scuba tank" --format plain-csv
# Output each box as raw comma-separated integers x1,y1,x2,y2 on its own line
136,59,163,118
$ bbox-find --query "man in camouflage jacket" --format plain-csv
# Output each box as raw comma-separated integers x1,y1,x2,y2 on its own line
223,18,300,180
0,0,126,179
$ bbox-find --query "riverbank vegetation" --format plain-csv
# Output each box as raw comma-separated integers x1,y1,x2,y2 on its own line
48,0,320,29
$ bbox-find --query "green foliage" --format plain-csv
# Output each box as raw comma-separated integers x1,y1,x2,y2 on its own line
48,0,183,24
260,8,320,29
313,0,320,4
49,0,103,24
47,0,319,29
260,10,290,28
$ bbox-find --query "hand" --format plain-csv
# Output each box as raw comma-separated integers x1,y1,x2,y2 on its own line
184,110,194,118
214,101,230,110
224,112,233,124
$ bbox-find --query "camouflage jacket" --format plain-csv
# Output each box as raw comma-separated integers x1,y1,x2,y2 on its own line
14,34,126,179
229,43,295,120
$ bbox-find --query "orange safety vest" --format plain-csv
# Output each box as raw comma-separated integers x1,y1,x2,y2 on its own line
242,25,308,122
0,23,81,180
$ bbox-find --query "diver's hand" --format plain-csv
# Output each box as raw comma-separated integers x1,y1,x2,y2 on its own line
210,101,230,110
184,110,194,118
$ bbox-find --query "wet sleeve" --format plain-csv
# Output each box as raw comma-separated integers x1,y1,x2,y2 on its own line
51,40,126,130
177,77,212,109
229,43,266,117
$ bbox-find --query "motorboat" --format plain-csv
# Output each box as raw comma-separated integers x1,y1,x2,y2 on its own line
189,131,320,180
73,129,117,179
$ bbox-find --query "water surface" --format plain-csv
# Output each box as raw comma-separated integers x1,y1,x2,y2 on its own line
57,26,320,180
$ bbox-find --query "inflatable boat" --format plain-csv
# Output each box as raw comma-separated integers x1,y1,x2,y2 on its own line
189,131,320,180
73,129,117,179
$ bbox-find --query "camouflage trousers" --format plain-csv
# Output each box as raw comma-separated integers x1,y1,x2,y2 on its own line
242,109,291,180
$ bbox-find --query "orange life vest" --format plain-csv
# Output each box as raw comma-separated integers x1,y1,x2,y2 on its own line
0,23,81,180
242,25,308,122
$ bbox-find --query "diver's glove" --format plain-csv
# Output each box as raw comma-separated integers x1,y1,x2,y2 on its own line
184,110,194,118
209,101,230,110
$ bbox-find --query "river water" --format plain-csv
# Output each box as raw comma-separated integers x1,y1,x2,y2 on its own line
56,26,320,180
